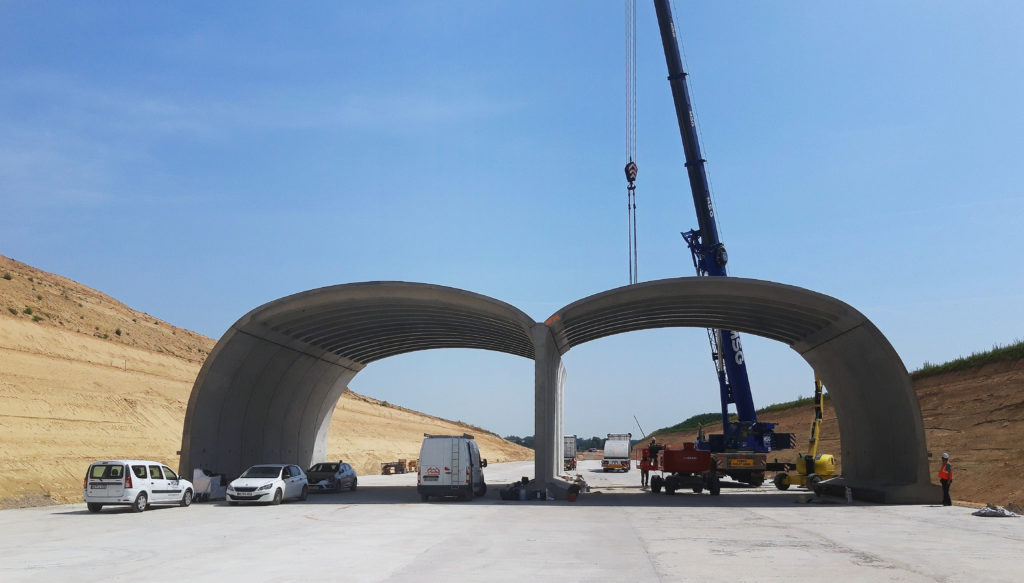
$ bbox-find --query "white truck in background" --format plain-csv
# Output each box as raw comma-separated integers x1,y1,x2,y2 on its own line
601,433,632,472
563,435,578,471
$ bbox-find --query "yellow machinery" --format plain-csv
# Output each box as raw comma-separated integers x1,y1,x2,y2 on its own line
772,376,837,493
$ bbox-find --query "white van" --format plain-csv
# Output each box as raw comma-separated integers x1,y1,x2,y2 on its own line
416,433,487,501
83,460,194,513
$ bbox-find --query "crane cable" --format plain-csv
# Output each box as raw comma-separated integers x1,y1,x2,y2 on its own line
625,0,638,285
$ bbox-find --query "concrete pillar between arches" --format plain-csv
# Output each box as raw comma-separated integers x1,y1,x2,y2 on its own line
533,323,568,496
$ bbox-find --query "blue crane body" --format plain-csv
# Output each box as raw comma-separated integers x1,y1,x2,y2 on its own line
652,0,794,467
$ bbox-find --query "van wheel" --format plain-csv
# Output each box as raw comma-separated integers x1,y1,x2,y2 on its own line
87,503,103,513
132,492,148,513
474,483,487,497
271,489,283,505
180,489,193,507
299,485,308,501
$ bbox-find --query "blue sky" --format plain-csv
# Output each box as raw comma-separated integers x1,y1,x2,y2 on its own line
3,2,1022,440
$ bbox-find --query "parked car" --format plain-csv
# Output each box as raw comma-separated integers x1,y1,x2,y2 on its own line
306,461,358,492
226,464,308,505
83,460,194,513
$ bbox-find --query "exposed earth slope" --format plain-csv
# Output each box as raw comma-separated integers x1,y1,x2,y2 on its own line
0,255,531,507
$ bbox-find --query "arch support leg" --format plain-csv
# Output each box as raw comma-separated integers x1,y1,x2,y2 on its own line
532,323,565,490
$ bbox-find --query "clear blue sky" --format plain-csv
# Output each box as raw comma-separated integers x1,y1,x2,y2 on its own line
3,2,1022,440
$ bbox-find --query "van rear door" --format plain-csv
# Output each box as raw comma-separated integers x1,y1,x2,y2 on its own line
86,463,127,501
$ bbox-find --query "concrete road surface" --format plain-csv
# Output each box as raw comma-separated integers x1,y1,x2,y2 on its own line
2,460,1021,582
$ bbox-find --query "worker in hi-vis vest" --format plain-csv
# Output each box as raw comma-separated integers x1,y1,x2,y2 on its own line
938,452,953,506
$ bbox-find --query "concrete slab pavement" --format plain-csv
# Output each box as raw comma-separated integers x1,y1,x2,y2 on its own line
2,460,1020,582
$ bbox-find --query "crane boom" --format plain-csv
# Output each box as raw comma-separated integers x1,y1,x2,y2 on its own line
652,0,792,457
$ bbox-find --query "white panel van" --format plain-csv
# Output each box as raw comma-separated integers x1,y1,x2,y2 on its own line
416,434,487,501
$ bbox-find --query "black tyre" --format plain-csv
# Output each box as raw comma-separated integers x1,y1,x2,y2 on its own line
350,478,358,491
87,503,103,513
774,473,791,491
808,474,822,494
131,492,147,513
710,483,721,496
474,482,487,497
180,489,193,507
271,488,283,505
650,475,663,494
299,485,308,501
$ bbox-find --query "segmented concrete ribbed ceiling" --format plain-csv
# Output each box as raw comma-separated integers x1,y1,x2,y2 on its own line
238,283,537,365
546,278,860,354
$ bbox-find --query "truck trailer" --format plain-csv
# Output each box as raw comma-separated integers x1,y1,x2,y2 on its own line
563,435,578,471
601,433,632,472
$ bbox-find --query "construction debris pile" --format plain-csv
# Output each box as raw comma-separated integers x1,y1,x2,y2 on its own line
972,503,1020,518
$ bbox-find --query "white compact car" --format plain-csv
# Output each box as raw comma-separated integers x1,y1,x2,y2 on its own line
83,460,194,513
226,464,308,505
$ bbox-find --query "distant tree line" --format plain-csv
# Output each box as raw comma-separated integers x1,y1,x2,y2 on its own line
503,435,641,451
503,435,535,449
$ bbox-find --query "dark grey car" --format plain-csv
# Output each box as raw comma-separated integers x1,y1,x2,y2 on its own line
306,461,358,492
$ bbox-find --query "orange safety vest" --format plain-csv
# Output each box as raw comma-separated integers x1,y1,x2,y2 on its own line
938,462,952,481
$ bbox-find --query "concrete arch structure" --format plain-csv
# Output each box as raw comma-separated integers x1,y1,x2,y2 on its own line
180,277,938,504
179,282,537,479
542,278,938,503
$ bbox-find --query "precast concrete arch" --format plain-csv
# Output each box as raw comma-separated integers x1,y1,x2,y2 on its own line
542,277,939,503
181,277,935,503
180,282,537,479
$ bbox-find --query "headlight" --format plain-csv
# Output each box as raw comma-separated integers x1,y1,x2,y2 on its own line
226,485,235,492
257,483,273,491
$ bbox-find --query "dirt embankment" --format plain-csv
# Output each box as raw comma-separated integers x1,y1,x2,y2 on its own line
0,255,531,508
641,359,1024,507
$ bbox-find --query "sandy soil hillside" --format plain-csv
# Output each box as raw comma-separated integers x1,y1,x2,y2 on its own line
0,255,531,507
641,359,1024,507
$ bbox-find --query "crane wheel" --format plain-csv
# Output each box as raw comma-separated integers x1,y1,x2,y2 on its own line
773,473,791,491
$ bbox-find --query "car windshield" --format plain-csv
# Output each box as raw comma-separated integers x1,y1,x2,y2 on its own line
239,466,282,479
309,463,338,472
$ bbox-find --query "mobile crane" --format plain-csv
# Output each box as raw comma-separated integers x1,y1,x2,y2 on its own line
652,0,794,486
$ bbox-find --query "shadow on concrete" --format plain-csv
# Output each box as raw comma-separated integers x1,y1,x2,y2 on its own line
192,484,874,509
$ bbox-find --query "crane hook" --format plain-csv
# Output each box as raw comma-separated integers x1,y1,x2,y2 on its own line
624,159,638,184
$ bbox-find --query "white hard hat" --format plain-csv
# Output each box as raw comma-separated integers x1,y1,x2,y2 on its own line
941,452,949,459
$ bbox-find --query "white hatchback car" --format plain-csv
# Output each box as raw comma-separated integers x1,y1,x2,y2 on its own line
83,460,194,513
226,464,308,505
